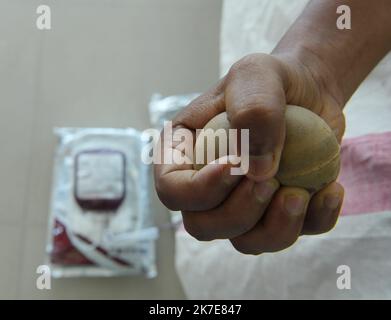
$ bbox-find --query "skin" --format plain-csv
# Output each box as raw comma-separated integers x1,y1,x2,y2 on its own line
154,0,391,254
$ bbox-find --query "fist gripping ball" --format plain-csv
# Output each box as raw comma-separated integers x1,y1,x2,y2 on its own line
193,105,340,192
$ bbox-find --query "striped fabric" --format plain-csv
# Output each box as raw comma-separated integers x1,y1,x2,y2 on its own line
339,131,391,216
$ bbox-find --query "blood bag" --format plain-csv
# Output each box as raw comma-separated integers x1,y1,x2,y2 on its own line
74,149,126,212
47,128,157,278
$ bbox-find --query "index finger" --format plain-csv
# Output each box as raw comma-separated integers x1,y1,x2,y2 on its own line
154,125,243,212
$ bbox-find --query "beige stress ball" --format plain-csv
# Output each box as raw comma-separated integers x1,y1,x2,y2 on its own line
193,105,340,192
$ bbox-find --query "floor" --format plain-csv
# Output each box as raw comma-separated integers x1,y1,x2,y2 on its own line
0,0,221,299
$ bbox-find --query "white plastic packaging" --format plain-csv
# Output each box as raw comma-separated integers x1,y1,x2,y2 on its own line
149,93,200,129
47,127,158,278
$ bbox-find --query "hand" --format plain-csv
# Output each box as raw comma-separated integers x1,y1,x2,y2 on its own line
154,52,345,254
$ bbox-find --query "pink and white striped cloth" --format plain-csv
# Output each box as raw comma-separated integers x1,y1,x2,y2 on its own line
339,131,391,216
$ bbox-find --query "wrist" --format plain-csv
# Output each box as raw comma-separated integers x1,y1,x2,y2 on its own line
271,0,391,108
272,46,347,110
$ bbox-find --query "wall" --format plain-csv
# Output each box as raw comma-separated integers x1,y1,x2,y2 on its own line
0,0,222,299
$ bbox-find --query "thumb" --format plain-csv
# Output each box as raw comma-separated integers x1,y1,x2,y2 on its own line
225,70,286,182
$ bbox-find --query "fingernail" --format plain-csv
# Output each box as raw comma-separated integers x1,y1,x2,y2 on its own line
248,152,275,181
226,155,241,166
254,179,279,203
221,156,243,185
323,193,341,211
284,194,307,216
209,155,240,166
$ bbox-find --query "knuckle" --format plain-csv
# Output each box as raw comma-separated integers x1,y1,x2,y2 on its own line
154,177,181,211
229,53,268,74
232,102,282,127
230,238,263,255
249,229,299,253
229,54,258,74
268,234,298,252
311,217,338,235
230,213,260,236
182,215,213,242
236,220,255,236
228,53,280,79
281,236,298,250
316,225,333,235
154,175,165,197
156,192,179,211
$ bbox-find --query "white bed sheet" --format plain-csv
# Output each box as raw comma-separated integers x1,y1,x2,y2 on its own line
175,0,391,299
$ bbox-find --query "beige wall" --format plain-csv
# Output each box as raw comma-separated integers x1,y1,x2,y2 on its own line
0,0,221,299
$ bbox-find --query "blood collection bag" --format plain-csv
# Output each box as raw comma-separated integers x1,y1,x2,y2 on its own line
74,149,126,212
47,128,158,278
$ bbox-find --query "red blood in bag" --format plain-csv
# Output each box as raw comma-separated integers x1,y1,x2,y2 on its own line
50,219,93,265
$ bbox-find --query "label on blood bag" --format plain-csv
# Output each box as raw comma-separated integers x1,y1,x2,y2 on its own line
74,150,126,211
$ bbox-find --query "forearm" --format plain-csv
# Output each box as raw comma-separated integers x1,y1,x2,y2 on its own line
272,0,391,106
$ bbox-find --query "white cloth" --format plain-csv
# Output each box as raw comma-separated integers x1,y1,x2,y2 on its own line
220,0,391,138
176,211,391,299
175,0,391,299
